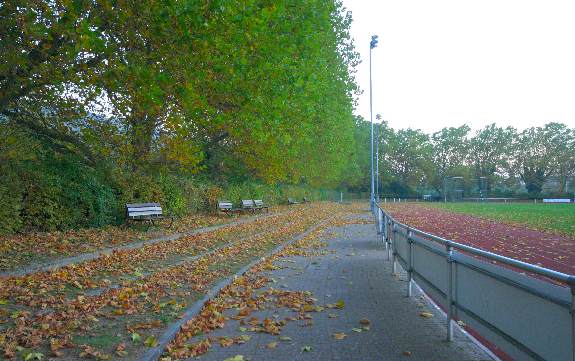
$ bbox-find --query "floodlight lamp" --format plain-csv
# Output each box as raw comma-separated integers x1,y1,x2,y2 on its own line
370,35,379,49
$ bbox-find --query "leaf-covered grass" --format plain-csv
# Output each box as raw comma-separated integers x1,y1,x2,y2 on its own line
0,202,359,360
427,202,575,237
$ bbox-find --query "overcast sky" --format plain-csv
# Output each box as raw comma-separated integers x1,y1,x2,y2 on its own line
342,0,575,133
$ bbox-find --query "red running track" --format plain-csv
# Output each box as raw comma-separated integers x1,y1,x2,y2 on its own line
384,204,575,277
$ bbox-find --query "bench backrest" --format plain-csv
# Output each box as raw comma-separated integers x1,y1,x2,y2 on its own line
218,200,234,210
254,199,265,207
241,199,255,208
126,203,163,218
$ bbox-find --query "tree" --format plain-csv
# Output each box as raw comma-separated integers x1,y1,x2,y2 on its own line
544,123,575,193
468,124,516,193
0,0,117,165
509,126,555,195
429,126,470,195
381,127,432,195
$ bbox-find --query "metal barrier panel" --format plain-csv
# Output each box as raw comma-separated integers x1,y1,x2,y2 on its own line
393,227,409,263
411,236,449,309
454,252,571,361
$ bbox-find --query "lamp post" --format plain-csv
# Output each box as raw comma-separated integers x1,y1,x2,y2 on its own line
370,35,378,212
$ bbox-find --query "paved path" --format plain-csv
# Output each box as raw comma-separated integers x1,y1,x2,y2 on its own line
187,212,494,361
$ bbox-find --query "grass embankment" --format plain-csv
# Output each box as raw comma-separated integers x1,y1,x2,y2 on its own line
427,202,575,237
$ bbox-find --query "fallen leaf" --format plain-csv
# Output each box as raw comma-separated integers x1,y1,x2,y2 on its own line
238,335,251,342
223,356,244,361
131,332,141,343
266,341,278,349
301,346,312,352
144,336,158,347
359,318,370,325
24,352,44,361
420,312,434,319
351,328,363,333
219,337,234,347
403,350,412,357
115,343,128,357
279,336,292,341
333,332,347,340
335,299,345,309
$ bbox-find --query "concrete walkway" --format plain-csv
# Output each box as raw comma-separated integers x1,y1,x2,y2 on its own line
188,212,494,361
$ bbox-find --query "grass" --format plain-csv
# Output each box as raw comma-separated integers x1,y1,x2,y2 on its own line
428,202,575,237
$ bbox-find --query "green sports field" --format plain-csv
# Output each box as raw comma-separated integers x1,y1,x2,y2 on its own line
427,202,575,237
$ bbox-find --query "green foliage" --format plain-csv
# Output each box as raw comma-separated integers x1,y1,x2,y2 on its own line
0,172,23,234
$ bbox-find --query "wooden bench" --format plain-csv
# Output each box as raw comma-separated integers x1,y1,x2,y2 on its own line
287,197,299,205
241,199,257,212
126,203,173,227
253,199,269,212
217,200,240,215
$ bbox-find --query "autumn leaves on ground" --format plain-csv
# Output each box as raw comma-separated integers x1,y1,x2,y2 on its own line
0,202,360,360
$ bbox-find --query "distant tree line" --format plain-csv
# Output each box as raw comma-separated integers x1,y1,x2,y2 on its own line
352,121,575,199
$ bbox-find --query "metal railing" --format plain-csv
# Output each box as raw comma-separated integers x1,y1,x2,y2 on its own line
375,204,575,361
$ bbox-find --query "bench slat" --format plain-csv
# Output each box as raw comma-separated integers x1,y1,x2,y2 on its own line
241,200,255,208
128,210,164,217
217,200,237,213
126,203,161,208
127,206,162,213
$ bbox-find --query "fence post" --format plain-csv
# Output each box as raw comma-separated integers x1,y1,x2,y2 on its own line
386,219,392,259
392,223,397,274
571,286,575,361
406,228,413,297
382,213,387,245
377,208,383,235
446,243,454,341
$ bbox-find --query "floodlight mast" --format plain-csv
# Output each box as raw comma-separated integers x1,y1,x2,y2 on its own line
376,114,382,203
369,35,378,212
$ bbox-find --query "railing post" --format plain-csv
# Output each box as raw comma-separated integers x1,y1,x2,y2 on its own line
392,223,397,274
377,208,383,235
381,213,387,245
446,243,454,342
386,219,391,260
406,228,413,297
571,286,575,361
